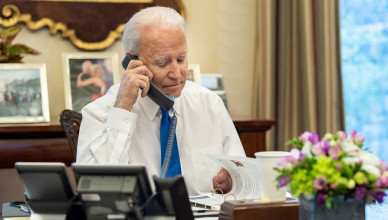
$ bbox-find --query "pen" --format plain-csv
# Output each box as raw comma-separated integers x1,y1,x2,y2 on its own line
190,202,217,210
10,201,30,213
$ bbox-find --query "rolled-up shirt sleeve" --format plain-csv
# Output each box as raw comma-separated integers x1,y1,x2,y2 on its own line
77,107,138,164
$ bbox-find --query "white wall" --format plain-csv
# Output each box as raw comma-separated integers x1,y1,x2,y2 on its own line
14,0,257,120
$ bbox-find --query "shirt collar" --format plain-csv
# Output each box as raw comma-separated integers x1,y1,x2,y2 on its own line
138,94,180,120
138,95,160,120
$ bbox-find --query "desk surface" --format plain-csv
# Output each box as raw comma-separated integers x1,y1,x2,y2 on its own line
3,167,388,219
0,168,77,216
0,168,25,215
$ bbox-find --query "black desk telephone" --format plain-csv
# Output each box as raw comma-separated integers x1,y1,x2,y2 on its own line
122,55,174,111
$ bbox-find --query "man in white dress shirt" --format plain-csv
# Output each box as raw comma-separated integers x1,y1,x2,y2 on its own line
76,6,245,195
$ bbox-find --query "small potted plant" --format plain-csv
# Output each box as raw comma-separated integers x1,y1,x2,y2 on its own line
0,26,39,63
275,130,388,220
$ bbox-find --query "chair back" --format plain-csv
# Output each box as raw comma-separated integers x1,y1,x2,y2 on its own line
59,109,82,161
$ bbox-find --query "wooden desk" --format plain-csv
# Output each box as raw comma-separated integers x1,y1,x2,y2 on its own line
219,199,299,220
2,167,387,219
0,120,275,168
0,168,27,216
0,168,77,216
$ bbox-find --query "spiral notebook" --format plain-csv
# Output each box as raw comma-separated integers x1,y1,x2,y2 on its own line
2,203,30,220
189,155,263,211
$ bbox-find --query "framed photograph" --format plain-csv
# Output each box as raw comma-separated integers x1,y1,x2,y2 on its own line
187,64,201,84
200,73,225,91
63,52,120,111
0,63,50,123
200,73,228,110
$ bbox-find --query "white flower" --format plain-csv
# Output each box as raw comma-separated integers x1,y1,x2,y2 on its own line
290,148,301,159
344,151,381,177
343,156,360,165
360,151,380,166
361,164,381,177
301,142,312,157
342,141,360,156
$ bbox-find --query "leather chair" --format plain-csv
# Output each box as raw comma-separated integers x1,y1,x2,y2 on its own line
59,109,82,161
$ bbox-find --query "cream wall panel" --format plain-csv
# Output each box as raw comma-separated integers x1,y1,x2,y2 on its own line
184,0,256,119
12,0,256,120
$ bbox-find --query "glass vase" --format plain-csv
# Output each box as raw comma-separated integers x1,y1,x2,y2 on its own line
298,194,366,220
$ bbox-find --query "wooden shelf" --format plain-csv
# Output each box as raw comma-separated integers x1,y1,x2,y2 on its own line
0,122,73,168
0,120,275,168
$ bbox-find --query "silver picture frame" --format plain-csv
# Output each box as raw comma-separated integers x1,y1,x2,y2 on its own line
0,63,50,123
63,52,120,111
187,64,201,84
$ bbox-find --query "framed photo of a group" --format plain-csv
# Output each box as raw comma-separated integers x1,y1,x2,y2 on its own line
63,52,120,112
0,63,50,123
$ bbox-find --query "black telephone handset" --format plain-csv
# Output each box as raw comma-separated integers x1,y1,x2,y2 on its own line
122,54,174,111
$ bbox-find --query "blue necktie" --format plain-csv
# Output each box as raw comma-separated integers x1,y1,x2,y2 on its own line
160,109,181,177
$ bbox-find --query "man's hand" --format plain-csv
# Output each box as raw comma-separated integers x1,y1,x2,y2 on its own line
212,168,232,194
114,57,153,111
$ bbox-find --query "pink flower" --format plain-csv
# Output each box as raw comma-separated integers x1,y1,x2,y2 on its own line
277,155,296,166
312,141,329,156
378,161,388,172
300,132,312,142
375,176,388,188
350,129,357,138
354,133,364,145
309,133,320,144
298,152,305,162
278,176,291,187
338,131,347,141
330,183,337,189
351,130,364,145
329,144,341,160
313,176,328,190
335,163,342,170
300,132,319,144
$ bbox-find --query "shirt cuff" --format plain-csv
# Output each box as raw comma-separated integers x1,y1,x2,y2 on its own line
105,107,138,133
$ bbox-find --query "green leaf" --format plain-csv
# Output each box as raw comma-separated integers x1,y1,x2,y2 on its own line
0,26,39,63
341,164,351,177
0,26,21,38
7,46,24,55
0,26,21,45
10,44,39,55
285,137,304,149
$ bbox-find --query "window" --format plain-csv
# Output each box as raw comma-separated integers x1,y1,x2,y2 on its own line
340,0,388,161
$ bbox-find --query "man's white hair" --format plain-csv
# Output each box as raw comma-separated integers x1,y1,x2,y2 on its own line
122,6,186,55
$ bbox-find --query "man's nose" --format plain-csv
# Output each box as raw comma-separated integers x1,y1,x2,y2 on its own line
168,62,181,79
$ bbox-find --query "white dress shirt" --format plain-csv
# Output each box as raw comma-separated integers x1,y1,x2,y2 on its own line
76,80,246,195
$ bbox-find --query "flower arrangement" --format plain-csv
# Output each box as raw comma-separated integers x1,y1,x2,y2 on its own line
275,130,388,208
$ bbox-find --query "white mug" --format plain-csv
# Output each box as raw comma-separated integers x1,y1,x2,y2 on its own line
255,151,291,202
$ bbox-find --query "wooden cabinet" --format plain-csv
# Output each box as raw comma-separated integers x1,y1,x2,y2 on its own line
233,120,275,157
0,120,275,168
0,123,73,168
